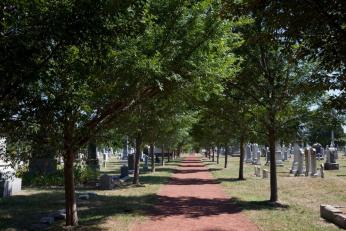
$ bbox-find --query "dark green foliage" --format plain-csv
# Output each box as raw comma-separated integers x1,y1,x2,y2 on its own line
20,165,99,187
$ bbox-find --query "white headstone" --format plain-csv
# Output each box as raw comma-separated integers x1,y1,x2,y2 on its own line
295,145,305,176
290,143,299,174
245,144,252,163
275,141,284,166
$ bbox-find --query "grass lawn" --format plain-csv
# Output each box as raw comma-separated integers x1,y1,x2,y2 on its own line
204,153,346,231
0,158,180,231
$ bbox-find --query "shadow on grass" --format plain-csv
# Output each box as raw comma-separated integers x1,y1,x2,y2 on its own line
216,178,247,182
0,190,288,230
0,161,181,230
230,197,290,211
0,190,66,230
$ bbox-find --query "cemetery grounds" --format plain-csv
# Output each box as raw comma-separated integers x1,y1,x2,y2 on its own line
1,154,346,230
0,158,180,231
205,152,346,231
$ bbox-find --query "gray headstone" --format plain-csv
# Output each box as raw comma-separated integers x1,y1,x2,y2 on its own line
99,174,115,190
290,143,299,174
310,148,318,177
120,165,129,178
295,145,305,176
304,148,311,176
245,144,252,163
40,216,54,225
127,154,135,170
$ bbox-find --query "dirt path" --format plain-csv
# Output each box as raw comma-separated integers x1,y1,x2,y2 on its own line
130,155,259,231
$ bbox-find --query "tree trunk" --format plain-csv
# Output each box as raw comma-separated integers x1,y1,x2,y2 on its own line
161,145,165,166
268,122,278,202
64,149,78,226
133,133,142,185
167,149,170,162
212,148,215,162
150,143,155,173
87,140,99,172
224,146,229,168
217,146,220,164
239,135,245,180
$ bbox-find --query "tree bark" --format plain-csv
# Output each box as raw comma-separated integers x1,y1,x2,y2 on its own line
268,120,278,202
161,145,165,166
150,143,155,173
63,119,78,227
133,132,142,185
239,135,245,180
212,148,215,162
216,146,220,164
167,149,170,162
224,146,229,168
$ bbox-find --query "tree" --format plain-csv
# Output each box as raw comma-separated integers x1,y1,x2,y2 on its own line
222,1,319,202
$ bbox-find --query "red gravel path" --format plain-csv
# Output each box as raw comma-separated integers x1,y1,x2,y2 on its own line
130,156,259,231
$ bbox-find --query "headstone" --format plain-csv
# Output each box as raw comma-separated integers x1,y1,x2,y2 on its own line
252,144,261,165
265,147,270,165
78,193,89,200
324,146,339,170
143,155,149,171
40,216,55,225
304,148,311,176
261,147,267,157
290,143,299,174
295,145,305,176
282,144,288,161
310,148,318,177
262,169,269,178
51,209,66,220
122,136,129,160
29,158,58,175
0,138,22,197
288,144,293,158
313,143,323,160
99,174,117,190
87,141,100,171
320,164,324,178
120,165,129,178
155,154,160,163
245,144,252,163
325,133,339,170
254,166,261,177
127,154,135,170
275,141,284,166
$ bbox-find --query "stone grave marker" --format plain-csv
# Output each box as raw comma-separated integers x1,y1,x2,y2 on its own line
143,154,149,171
304,148,311,176
325,146,339,170
295,145,305,176
128,154,135,171
120,165,129,178
282,144,288,161
262,169,269,178
100,174,116,190
254,166,261,177
275,141,284,166
310,148,318,177
290,143,299,174
245,144,252,163
0,138,22,197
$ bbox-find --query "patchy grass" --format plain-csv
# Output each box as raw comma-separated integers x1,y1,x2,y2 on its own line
0,158,180,231
204,153,346,231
